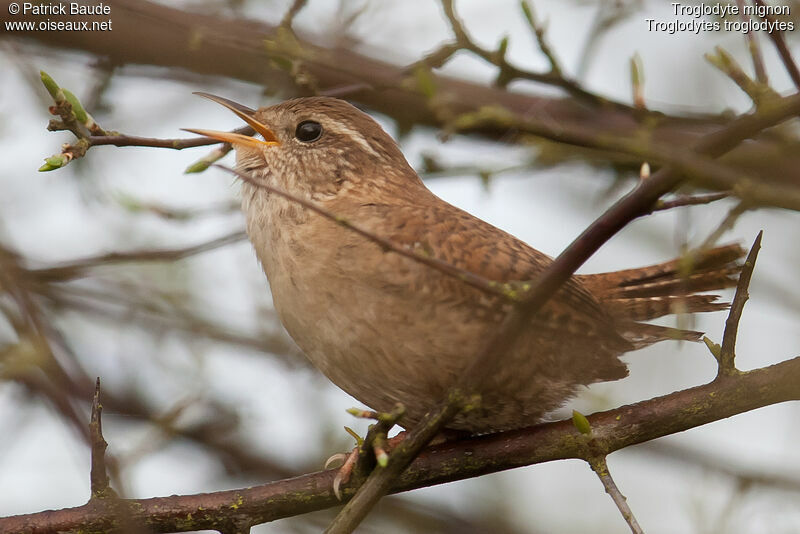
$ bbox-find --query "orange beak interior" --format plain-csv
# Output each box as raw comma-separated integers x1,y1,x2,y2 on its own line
183,92,280,148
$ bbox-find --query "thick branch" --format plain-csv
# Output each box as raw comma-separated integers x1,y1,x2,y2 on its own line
3,356,799,533
9,0,800,189
325,86,800,530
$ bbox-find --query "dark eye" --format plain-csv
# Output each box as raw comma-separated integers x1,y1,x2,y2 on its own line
295,120,322,143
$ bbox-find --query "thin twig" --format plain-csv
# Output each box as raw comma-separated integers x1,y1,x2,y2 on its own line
30,230,246,282
718,231,763,375
641,441,800,493
653,191,730,212
4,354,799,533
438,0,610,106
700,201,749,250
737,0,768,84
325,77,800,533
704,46,777,107
753,0,800,89
117,197,240,220
279,0,309,31
89,378,116,499
520,0,562,76
216,166,515,302
588,456,644,534
449,94,800,211
87,127,253,150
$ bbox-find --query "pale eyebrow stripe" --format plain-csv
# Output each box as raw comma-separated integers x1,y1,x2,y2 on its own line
324,122,381,158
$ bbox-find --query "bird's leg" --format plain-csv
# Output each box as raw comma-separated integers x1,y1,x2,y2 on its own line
325,405,469,500
326,405,405,500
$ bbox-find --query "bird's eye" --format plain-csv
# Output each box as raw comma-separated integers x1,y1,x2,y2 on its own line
295,120,323,143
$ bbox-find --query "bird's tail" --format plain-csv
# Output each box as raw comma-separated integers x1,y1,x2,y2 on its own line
578,244,745,348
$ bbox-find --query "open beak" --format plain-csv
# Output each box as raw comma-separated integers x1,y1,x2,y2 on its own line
183,92,280,148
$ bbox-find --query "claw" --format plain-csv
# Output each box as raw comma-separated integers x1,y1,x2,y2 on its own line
331,448,359,501
324,452,348,470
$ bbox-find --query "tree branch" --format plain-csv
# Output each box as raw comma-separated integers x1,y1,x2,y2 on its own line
326,66,800,531
719,231,762,375
3,355,799,533
11,0,800,189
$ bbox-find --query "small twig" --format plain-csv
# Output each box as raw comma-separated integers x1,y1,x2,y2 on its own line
217,166,515,302
30,230,247,282
326,91,800,532
704,46,778,107
438,0,609,106
89,378,116,499
116,197,240,220
700,201,749,249
324,398,461,534
185,143,235,173
753,0,800,89
718,231,763,375
520,0,562,76
449,96,800,211
279,0,308,31
737,0,768,84
653,191,730,212
351,405,405,482
642,441,800,493
40,69,253,170
6,355,800,533
87,128,253,150
588,456,644,534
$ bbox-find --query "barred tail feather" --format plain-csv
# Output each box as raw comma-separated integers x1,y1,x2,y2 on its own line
580,244,745,347
618,322,705,350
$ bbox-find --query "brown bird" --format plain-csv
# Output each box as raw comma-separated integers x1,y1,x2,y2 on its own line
186,94,743,434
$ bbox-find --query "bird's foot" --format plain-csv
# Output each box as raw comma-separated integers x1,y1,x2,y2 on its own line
325,404,406,500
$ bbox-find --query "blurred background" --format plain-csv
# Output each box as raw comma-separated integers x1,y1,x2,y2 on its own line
1,0,800,532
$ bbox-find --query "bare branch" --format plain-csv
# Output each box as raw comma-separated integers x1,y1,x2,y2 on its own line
218,166,517,302
29,230,246,282
753,0,800,89
737,0,768,84
279,0,309,32
89,378,116,499
588,456,643,534
653,191,730,212
3,354,799,533
718,231,763,375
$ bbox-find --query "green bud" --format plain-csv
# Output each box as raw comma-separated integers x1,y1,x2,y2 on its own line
184,160,212,174
62,89,88,123
343,426,363,446
498,35,510,57
572,409,592,435
521,0,534,25
413,65,437,99
38,154,68,172
40,70,65,104
375,448,389,467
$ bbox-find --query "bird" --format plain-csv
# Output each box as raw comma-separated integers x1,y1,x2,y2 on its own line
185,93,743,435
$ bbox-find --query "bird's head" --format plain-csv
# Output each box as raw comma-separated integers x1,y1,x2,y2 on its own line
185,93,418,200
